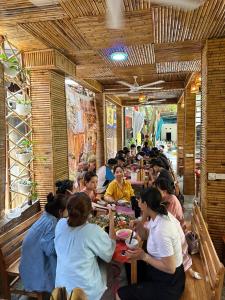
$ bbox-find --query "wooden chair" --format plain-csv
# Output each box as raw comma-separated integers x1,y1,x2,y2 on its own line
0,212,42,299
181,203,225,300
69,288,88,300
51,287,68,300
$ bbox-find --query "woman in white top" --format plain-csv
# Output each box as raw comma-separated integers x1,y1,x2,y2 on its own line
117,187,185,300
54,192,116,300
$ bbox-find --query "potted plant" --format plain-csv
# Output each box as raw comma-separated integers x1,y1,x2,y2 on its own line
28,182,38,205
17,139,32,164
15,94,31,116
0,53,20,77
17,179,32,194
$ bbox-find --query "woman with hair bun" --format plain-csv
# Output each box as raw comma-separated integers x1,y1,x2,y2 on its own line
82,171,98,201
55,179,74,195
20,193,68,295
55,192,116,300
117,187,185,300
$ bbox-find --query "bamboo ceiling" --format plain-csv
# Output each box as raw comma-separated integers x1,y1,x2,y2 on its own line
0,0,224,105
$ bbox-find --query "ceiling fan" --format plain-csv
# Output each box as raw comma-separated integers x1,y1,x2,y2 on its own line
116,76,164,94
106,0,206,29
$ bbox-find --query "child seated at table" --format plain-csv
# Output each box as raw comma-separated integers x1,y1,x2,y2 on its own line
82,171,98,202
104,166,135,203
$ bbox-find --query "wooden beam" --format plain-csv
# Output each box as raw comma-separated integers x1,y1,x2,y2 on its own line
75,78,103,93
105,95,122,106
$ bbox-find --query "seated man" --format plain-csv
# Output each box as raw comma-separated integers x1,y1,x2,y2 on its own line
96,158,117,194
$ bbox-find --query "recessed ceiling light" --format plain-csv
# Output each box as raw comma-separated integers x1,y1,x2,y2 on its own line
110,51,128,61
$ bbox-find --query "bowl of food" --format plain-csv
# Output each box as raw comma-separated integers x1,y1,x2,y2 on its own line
125,238,139,250
116,228,132,240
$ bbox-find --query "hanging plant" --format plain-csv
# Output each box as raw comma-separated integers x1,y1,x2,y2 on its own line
17,179,32,194
15,94,31,116
17,139,32,164
0,53,20,77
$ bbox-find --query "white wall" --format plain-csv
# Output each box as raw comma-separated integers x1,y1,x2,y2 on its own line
161,123,177,142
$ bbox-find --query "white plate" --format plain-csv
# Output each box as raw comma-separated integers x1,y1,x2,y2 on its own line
97,200,106,206
118,199,130,206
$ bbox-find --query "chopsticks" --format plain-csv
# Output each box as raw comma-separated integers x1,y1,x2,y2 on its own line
129,230,134,244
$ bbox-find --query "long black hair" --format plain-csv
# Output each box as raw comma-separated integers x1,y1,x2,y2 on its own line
155,177,174,195
55,180,74,194
45,192,68,218
140,187,168,215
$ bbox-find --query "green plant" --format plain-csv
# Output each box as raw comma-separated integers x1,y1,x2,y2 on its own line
18,139,32,154
16,96,31,105
28,182,38,204
18,179,32,185
0,53,19,71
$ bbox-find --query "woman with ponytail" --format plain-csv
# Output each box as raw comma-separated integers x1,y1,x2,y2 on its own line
55,192,116,300
117,187,185,300
20,193,68,295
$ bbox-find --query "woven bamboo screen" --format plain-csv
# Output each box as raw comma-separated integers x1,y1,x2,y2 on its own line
183,81,196,195
201,38,225,258
30,70,69,208
0,64,6,214
177,95,184,176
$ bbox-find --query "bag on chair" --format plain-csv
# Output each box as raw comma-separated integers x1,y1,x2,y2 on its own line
185,231,199,255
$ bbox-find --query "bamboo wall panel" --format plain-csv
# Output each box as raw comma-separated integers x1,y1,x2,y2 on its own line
200,38,225,259
177,95,185,176
183,80,196,195
95,93,106,168
24,49,76,77
30,70,68,209
116,105,123,151
50,72,69,183
156,60,201,74
0,64,6,213
152,0,225,43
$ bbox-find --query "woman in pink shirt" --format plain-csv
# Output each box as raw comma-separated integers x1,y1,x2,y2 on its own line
155,177,201,280
82,171,98,202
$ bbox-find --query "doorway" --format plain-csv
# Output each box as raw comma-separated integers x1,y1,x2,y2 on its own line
166,132,171,141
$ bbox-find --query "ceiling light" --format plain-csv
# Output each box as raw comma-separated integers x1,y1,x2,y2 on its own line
110,51,128,61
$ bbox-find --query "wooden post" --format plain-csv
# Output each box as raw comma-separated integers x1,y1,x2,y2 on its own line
177,95,185,177
95,93,106,169
116,105,123,151
201,38,225,258
183,80,196,195
0,64,6,215
30,70,69,209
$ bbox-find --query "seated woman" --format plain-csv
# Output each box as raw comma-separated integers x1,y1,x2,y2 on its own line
104,166,135,203
56,179,75,195
20,193,68,294
82,171,98,202
155,177,201,280
117,187,185,300
55,192,116,300
155,177,184,224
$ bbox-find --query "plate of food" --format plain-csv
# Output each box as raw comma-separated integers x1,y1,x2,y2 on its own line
116,228,132,241
117,199,130,206
97,200,106,206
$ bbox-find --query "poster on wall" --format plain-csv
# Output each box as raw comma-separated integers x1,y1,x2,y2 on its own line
66,83,97,179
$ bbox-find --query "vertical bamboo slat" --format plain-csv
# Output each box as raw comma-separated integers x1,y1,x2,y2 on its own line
201,38,225,259
0,63,6,214
30,70,69,209
177,95,185,176
116,105,123,151
95,93,106,169
183,80,196,195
